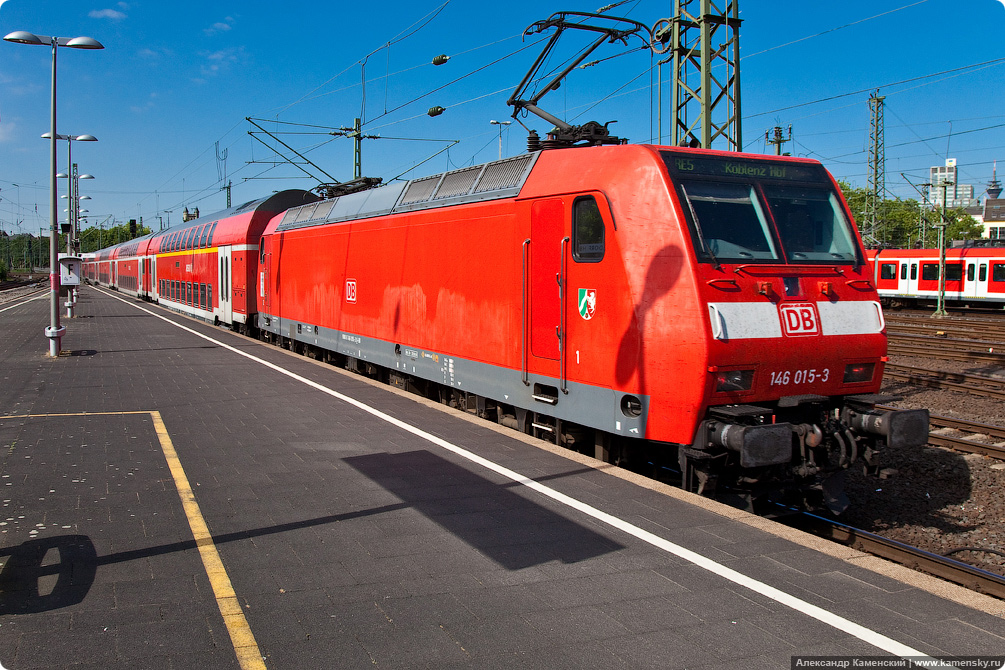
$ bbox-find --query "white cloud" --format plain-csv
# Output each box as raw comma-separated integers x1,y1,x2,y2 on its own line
197,46,246,78
89,8,127,20
204,17,236,36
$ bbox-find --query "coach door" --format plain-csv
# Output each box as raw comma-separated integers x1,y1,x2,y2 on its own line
964,260,981,300
219,245,233,323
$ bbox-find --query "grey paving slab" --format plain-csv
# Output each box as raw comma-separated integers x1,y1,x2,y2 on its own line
0,287,1003,670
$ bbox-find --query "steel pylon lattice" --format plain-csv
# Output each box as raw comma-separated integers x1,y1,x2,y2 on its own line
865,91,886,245
660,0,742,151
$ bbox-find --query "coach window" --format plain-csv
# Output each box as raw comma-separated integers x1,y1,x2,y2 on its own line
207,284,213,308
207,222,218,246
200,224,210,248
921,263,938,281
880,263,896,280
910,263,917,280
572,196,605,262
980,264,987,282
993,263,1005,283
946,263,962,282
900,263,907,280
967,264,975,281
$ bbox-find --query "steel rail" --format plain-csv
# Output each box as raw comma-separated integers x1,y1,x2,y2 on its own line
926,432,1005,459
883,364,1005,400
786,513,1005,599
875,404,1005,460
887,334,1005,364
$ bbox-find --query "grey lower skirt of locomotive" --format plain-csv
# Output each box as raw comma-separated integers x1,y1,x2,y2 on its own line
678,394,929,515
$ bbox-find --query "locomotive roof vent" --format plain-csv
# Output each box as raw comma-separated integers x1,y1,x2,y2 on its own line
277,153,540,232
395,153,538,213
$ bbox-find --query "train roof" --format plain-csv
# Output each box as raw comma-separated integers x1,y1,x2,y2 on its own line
273,153,540,233
90,189,316,260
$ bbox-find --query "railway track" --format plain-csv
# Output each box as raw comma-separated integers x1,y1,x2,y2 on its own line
887,334,1005,364
884,363,1005,400
885,315,1005,342
785,513,1005,599
926,417,1005,459
0,278,42,292
874,402,1005,460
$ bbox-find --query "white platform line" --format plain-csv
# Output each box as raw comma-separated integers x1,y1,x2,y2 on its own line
0,290,48,314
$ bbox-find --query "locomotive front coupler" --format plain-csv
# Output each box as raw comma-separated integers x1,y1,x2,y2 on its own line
700,405,794,468
840,394,930,450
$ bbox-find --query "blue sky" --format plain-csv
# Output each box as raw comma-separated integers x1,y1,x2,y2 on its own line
1,0,1003,238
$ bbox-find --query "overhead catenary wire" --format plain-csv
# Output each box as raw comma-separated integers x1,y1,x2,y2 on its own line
102,2,1002,231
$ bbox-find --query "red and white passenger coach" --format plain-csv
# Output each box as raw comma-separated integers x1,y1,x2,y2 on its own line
868,246,1005,308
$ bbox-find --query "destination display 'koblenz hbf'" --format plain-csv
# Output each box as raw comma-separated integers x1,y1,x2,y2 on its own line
83,144,929,514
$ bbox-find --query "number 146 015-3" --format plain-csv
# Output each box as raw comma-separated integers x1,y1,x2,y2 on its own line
769,368,829,386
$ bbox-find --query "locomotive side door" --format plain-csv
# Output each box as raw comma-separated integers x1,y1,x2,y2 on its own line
218,245,234,324
563,194,614,391
530,199,564,362
258,238,270,314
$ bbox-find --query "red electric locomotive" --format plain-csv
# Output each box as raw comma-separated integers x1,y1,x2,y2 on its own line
256,145,928,513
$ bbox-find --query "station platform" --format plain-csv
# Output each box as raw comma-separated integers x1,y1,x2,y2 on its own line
0,286,1003,670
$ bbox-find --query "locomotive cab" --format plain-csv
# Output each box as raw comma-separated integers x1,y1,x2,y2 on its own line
661,150,929,513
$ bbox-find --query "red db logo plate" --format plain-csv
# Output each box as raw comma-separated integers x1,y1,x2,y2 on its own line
779,302,819,337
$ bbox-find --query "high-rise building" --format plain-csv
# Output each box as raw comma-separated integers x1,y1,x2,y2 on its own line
929,158,978,209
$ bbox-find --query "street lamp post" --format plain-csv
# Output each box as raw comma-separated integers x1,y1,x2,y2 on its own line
4,30,104,357
489,120,511,160
45,132,96,255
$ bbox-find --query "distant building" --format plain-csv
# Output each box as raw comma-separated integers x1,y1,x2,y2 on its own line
929,158,979,209
981,163,1003,239
986,199,1005,240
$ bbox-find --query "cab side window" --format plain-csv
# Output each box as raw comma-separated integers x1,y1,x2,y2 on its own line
573,196,605,262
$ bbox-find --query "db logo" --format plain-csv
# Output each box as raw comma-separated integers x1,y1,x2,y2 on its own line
345,279,357,304
779,302,819,336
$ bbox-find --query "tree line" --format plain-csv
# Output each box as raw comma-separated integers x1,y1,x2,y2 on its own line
0,222,152,280
838,181,984,248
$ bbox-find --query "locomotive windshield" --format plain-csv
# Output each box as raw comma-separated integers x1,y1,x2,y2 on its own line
663,152,862,265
